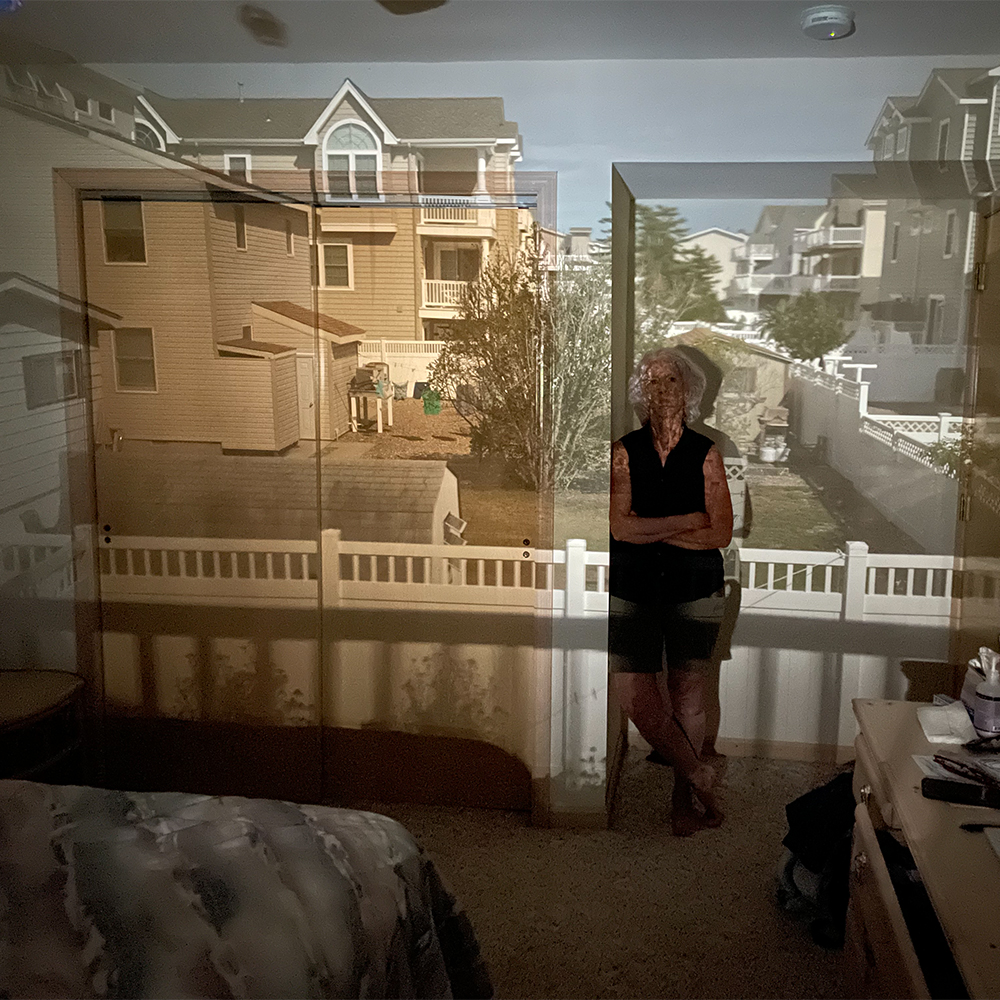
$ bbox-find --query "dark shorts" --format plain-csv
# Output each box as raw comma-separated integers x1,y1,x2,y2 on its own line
608,590,727,673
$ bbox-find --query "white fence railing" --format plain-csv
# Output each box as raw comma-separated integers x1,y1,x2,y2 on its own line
817,273,861,292
360,339,444,358
794,226,864,252
0,535,77,599
358,340,445,387
732,244,775,260
423,279,468,307
90,532,958,625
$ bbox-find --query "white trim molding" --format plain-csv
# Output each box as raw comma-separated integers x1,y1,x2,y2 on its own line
319,239,353,290
223,152,253,183
303,79,399,146
135,95,181,144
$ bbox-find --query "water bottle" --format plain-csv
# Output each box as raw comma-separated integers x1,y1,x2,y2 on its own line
974,646,1000,738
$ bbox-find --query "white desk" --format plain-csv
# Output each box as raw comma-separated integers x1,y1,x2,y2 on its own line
850,699,1000,998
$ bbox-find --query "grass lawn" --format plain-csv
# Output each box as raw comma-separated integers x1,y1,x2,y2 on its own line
364,400,920,554
743,483,846,551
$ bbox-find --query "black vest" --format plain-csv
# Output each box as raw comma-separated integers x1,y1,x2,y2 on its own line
610,423,724,604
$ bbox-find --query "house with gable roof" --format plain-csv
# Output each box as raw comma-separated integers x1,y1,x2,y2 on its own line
848,64,1000,402
1,60,532,347
135,78,531,340
676,227,747,302
725,204,829,313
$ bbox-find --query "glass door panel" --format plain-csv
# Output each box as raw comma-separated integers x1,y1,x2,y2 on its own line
318,187,554,816
953,201,1000,661
80,181,323,800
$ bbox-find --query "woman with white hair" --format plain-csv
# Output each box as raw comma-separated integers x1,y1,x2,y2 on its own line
609,347,733,836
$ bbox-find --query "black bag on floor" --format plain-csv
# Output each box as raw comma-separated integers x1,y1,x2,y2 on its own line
776,765,855,949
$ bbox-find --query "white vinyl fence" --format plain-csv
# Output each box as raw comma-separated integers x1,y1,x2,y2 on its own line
8,530,984,810
358,340,445,389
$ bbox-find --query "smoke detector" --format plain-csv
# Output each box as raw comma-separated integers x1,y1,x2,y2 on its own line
801,5,855,40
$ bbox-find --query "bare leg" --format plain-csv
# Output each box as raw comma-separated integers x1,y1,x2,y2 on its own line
665,665,723,832
610,671,723,831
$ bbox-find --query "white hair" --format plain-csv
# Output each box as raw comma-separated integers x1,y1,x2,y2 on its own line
628,347,707,424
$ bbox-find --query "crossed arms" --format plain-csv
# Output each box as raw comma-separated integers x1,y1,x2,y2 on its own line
609,440,734,550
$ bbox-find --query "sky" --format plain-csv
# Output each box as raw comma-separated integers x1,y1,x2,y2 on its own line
94,54,1000,236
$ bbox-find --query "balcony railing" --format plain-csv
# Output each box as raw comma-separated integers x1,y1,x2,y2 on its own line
732,243,776,261
731,273,819,294
730,273,779,292
794,227,864,253
419,195,481,225
817,273,861,292
423,279,468,308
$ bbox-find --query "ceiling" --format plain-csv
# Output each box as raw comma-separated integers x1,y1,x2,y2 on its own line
3,0,1000,64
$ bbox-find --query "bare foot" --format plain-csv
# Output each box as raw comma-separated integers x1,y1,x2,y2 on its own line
671,780,707,837
688,763,725,827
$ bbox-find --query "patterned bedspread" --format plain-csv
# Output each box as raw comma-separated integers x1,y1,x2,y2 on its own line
0,781,493,999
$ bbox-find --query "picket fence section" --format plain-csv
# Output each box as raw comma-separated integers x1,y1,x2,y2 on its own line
86,531,960,626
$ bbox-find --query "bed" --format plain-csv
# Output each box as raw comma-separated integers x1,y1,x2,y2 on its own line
0,780,493,999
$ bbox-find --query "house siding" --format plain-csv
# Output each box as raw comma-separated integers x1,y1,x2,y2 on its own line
329,342,359,439
318,208,416,339
207,200,312,344
173,148,309,176
271,353,299,449
83,199,308,450
0,327,86,529
248,314,358,441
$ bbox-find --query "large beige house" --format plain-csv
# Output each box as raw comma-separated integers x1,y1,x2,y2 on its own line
1,66,531,343
133,78,530,340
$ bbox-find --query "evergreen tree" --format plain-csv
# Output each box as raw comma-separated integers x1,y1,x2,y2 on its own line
601,203,728,352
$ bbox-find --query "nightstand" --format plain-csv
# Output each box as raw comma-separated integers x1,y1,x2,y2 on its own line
0,669,85,782
849,698,1000,999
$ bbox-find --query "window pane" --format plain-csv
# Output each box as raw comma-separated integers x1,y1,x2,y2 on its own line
457,248,480,282
73,92,89,112
228,156,248,182
105,231,146,263
116,328,154,359
324,245,349,286
327,155,350,195
117,359,156,389
135,123,160,150
439,250,458,281
329,124,376,150
355,155,378,195
98,101,113,120
57,353,78,397
104,199,143,229
234,205,246,248
22,355,58,409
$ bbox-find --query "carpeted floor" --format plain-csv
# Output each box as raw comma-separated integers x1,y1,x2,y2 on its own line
357,749,853,999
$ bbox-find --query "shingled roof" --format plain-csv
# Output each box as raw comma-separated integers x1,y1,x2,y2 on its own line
252,300,366,342
140,94,330,140
96,455,455,543
367,96,518,140
141,89,518,142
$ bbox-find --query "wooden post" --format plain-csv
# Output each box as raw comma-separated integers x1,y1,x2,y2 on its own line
842,540,869,621
321,529,341,608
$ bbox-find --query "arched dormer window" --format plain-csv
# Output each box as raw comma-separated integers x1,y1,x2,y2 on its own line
324,122,380,199
133,120,164,151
